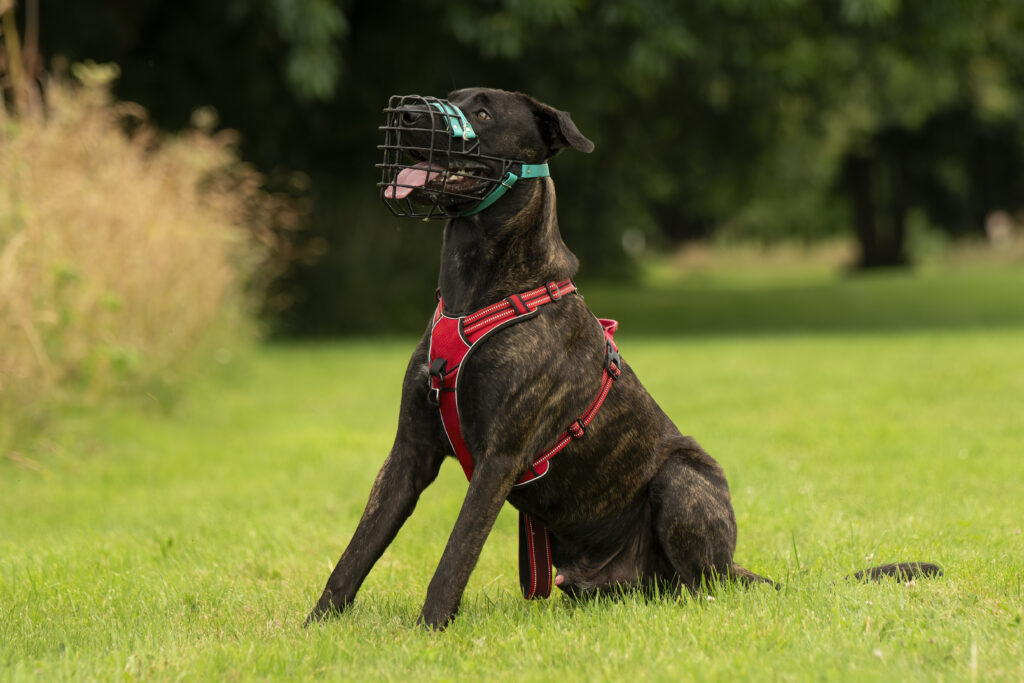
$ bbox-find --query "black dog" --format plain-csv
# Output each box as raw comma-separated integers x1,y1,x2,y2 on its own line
307,87,939,630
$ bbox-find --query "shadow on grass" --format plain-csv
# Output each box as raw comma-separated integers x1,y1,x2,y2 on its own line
580,267,1024,336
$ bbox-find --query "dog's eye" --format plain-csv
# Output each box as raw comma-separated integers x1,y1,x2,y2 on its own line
475,110,491,121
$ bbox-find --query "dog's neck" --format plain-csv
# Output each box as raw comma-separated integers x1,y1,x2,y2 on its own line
438,178,579,314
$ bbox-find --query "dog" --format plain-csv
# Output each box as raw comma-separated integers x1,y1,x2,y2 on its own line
306,87,940,630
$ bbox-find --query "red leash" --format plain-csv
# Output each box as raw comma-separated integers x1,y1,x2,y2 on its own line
427,281,621,598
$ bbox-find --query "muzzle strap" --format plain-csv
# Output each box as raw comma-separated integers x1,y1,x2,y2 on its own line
461,163,550,216
380,94,556,218
427,101,477,140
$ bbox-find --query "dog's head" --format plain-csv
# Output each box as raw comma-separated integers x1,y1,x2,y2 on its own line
379,87,593,219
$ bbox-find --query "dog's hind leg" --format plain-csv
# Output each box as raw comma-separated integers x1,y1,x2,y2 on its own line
649,436,739,592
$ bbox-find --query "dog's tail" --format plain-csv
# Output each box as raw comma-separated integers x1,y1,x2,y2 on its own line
846,561,943,582
731,564,780,589
731,560,942,590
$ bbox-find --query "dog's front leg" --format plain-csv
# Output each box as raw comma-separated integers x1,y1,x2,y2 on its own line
417,458,519,630
306,343,446,625
306,443,444,624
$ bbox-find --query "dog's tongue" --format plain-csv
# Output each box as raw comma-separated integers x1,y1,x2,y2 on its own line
386,162,444,199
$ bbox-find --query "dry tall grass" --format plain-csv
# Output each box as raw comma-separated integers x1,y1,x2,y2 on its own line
0,66,293,447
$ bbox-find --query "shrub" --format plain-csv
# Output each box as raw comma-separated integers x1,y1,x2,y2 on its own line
0,66,294,447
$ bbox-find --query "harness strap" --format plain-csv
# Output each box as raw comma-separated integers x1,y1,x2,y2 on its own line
519,513,552,599
517,318,619,600
427,283,622,601
428,279,577,482
513,320,620,486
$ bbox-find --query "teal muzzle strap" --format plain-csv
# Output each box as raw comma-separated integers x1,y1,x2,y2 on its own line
463,163,550,216
428,101,477,140
426,100,549,216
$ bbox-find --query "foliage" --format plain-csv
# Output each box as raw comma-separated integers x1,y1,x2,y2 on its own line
11,0,1024,331
3,263,1024,677
0,69,294,446
428,0,1024,262
227,0,348,101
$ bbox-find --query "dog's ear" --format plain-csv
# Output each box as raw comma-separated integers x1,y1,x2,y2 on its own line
522,94,595,155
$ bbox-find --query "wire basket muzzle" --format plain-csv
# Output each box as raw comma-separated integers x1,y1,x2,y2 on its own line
378,94,509,219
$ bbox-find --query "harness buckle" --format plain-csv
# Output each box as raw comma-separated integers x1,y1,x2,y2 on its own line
427,357,448,407
545,281,562,301
568,419,586,440
506,294,531,316
499,171,518,190
604,340,622,379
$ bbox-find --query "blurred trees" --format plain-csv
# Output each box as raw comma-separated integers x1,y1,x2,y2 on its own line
435,0,1024,268
7,0,1024,332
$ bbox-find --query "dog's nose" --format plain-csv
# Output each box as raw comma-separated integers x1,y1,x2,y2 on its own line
401,109,424,126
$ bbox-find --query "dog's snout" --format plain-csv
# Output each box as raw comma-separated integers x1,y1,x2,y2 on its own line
401,109,424,126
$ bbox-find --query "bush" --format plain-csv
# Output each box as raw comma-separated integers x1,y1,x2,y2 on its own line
0,67,293,447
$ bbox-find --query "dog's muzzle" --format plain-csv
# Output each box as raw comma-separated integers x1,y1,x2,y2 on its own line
378,94,548,219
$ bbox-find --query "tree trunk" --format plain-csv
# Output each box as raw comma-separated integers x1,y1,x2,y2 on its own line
842,147,910,269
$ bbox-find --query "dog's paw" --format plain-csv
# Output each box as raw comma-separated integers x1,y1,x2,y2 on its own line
416,606,456,631
303,593,351,627
303,605,332,627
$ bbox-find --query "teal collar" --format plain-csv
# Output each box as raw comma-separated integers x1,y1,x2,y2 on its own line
462,163,550,216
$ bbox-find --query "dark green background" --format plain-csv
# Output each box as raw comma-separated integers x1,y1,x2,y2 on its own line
18,0,1024,333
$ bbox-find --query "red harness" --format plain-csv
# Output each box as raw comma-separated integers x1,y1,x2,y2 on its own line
427,279,621,598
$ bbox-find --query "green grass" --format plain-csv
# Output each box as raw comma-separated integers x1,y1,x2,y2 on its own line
589,259,1024,335
3,263,1024,680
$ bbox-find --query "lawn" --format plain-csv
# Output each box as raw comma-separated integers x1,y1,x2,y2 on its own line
3,262,1024,680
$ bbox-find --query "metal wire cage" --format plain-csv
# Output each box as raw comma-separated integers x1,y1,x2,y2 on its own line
378,94,516,219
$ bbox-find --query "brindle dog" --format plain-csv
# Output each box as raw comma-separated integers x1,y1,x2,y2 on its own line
306,87,940,630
